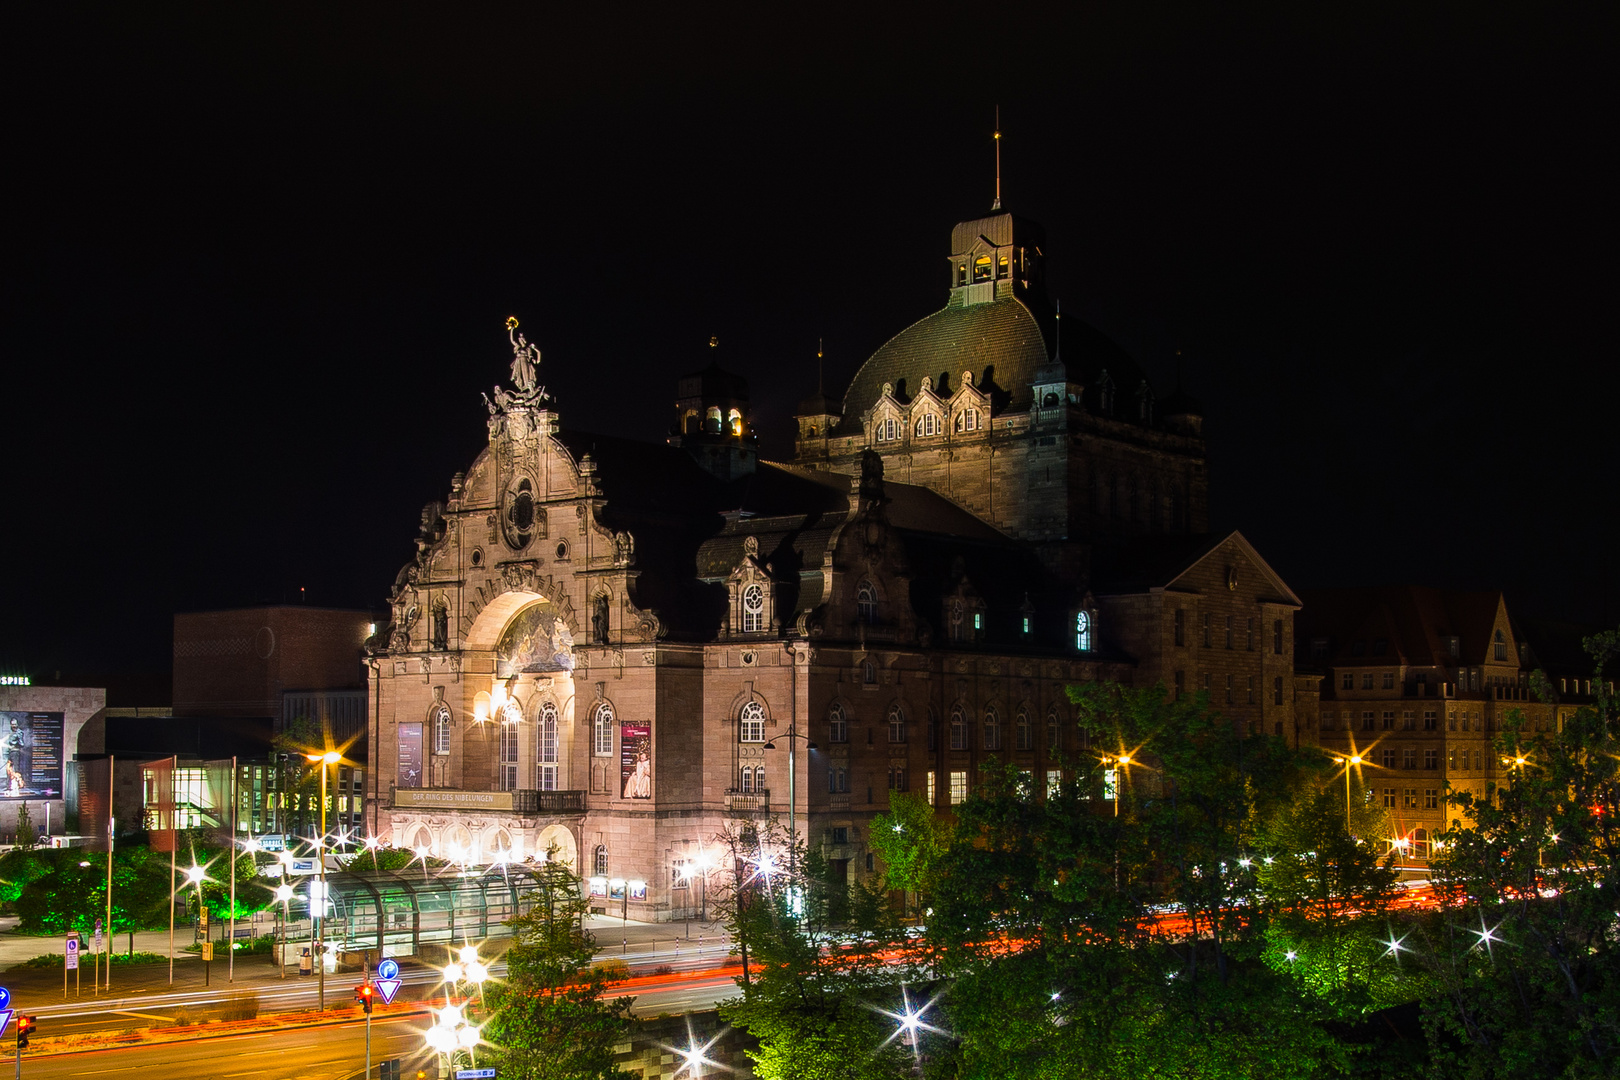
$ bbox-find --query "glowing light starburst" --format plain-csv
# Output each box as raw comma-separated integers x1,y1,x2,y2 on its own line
874,985,948,1061
659,1017,729,1078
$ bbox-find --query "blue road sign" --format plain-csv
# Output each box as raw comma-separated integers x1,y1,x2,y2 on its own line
0,986,10,1011
455,1070,496,1079
377,958,400,981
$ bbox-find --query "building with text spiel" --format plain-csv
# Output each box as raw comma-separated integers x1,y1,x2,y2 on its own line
365,198,1305,921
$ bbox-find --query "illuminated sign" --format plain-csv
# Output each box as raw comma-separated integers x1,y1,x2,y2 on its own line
0,712,64,800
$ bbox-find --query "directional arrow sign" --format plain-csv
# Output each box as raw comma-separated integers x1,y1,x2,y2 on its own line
374,978,402,1005
0,986,10,1011
377,958,400,981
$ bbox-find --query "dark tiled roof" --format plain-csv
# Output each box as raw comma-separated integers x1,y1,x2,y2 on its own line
1294,586,1506,667
1089,534,1228,594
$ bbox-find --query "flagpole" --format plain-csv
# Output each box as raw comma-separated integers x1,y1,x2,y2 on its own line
166,755,177,988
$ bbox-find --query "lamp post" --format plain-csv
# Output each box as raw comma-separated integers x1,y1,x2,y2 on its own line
1103,754,1133,817
423,999,481,1075
1334,754,1364,833
185,864,208,985
763,731,818,890
305,750,341,1012
443,943,490,1006
274,881,294,979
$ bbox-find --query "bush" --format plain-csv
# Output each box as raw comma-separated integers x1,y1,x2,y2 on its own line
220,991,260,1021
10,950,168,970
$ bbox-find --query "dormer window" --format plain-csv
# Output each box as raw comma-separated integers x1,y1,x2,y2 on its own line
973,255,993,282
728,408,743,435
997,254,1010,278
1075,610,1093,652
856,580,878,625
1042,391,1060,407
875,416,899,443
741,584,765,633
956,263,967,286
915,412,940,437
954,407,980,433
1493,630,1507,661
705,406,722,433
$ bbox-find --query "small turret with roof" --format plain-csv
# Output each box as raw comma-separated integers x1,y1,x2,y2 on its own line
668,336,757,481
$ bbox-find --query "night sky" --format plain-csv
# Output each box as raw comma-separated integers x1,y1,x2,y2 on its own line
5,5,1616,688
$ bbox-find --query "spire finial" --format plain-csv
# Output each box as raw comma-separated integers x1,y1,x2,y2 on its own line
1055,299,1061,360
817,338,824,394
992,107,1002,211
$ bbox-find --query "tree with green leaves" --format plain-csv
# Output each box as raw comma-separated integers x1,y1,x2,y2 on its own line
921,681,1356,1079
15,804,34,849
482,860,634,1080
716,816,912,1080
1412,629,1620,1078
869,789,946,917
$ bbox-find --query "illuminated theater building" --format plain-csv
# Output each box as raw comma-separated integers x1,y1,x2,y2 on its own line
365,200,1303,920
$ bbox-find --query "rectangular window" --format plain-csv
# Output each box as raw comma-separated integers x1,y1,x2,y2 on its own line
499,723,520,791
1203,613,1211,648
1104,768,1119,801
1382,711,1396,730
1175,608,1185,646
1424,710,1437,731
1383,787,1397,808
1247,618,1256,651
1382,748,1397,768
832,826,849,844
1383,672,1396,690
1274,676,1284,706
926,770,937,806
1225,615,1234,649
740,717,765,742
1363,711,1375,731
1225,674,1234,704
949,771,968,805
1424,749,1438,770
1274,619,1284,655
1447,748,1456,769
887,765,908,791
1448,711,1457,731
1404,788,1418,809
1402,748,1417,769
1425,789,1439,809
1046,769,1061,797
1402,711,1415,730
889,717,906,743
830,717,848,743
1363,673,1375,690
1320,712,1334,731
1342,672,1354,690
1247,676,1255,704
671,858,690,889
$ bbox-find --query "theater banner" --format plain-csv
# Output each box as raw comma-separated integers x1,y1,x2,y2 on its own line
619,722,651,799
0,712,65,799
397,723,424,789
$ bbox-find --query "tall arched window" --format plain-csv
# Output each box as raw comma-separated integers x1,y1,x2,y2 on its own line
536,701,559,791
432,703,452,756
1047,704,1062,753
739,767,754,793
950,703,967,750
1016,707,1032,751
984,706,1001,751
742,584,765,633
828,701,848,744
498,721,519,791
594,845,609,877
754,766,766,792
593,702,615,757
1075,611,1092,652
856,580,877,624
888,704,907,744
739,701,766,743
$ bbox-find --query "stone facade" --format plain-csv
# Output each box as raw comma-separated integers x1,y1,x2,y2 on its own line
366,207,1304,921
0,683,104,840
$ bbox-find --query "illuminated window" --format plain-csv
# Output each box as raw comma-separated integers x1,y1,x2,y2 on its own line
1075,611,1092,652
954,407,980,433
949,771,968,804
829,701,848,743
973,255,992,282
997,253,1010,278
536,701,558,791
741,584,765,633
593,702,615,757
1046,769,1061,797
728,408,743,435
927,770,937,805
499,723,519,791
915,412,940,437
739,701,766,743
956,263,967,286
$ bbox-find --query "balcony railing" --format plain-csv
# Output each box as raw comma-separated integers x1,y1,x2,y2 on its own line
514,789,586,814
725,789,770,814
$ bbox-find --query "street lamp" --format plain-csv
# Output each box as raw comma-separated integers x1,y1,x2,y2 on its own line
763,731,818,887
305,750,341,1011
274,882,294,979
1332,754,1364,832
423,999,481,1073
444,943,490,1005
1103,754,1133,817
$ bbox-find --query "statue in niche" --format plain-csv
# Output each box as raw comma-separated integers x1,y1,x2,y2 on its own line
430,603,449,651
592,593,610,645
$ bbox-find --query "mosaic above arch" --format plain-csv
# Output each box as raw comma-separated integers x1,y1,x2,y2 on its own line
495,598,576,677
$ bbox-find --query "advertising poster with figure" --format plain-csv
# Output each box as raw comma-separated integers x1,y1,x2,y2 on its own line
619,722,651,799
0,712,65,799
397,723,423,790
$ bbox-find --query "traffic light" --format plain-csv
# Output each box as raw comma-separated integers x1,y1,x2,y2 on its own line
355,983,375,1014
16,1015,36,1049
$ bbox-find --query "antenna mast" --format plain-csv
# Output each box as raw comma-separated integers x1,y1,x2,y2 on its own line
992,107,1002,211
